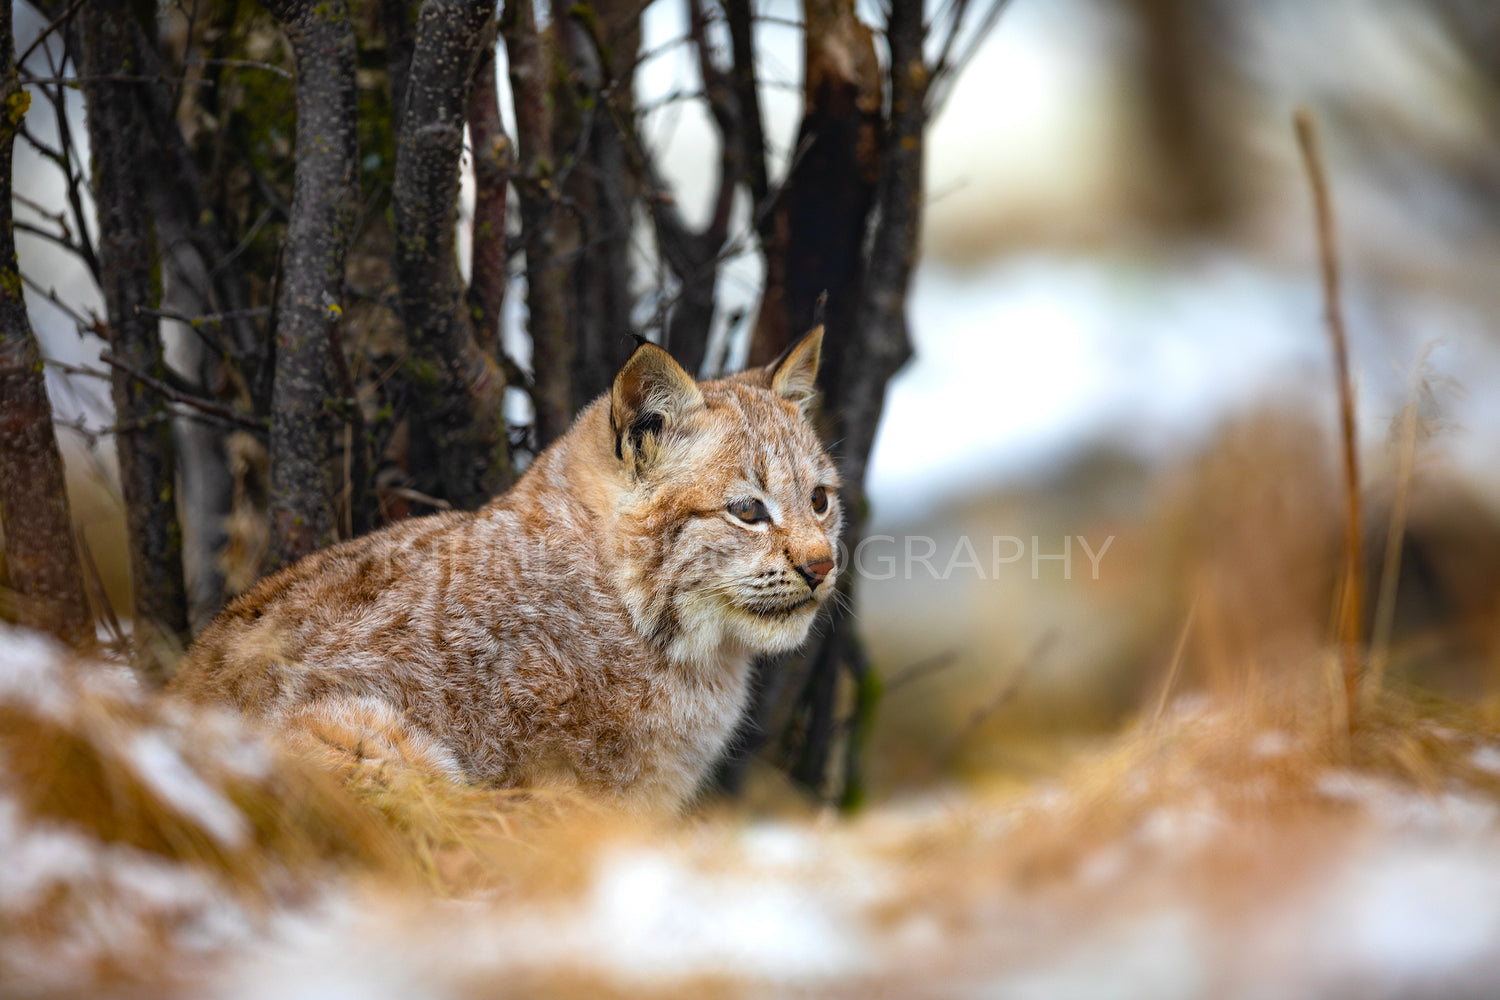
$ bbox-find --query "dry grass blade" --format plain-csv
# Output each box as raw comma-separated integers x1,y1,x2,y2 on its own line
1151,598,1199,727
1294,108,1364,729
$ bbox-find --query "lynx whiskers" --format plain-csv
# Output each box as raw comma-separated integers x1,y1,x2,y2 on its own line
171,329,842,811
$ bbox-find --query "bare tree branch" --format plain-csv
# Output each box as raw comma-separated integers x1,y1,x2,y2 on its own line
99,351,267,433
791,0,929,798
628,0,741,375
15,0,87,70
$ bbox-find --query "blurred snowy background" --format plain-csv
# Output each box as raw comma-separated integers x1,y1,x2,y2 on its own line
12,1,1500,996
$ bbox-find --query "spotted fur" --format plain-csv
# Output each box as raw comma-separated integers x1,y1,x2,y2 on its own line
171,332,842,811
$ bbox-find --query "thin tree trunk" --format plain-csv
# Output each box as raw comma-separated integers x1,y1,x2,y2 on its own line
651,0,739,379
132,21,271,623
502,0,572,448
725,0,920,803
467,35,509,360
551,0,639,409
725,0,770,233
261,0,362,570
82,0,190,678
393,0,511,508
796,0,926,802
0,1,92,648
747,0,882,367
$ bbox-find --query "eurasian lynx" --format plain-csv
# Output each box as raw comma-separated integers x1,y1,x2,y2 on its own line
171,331,842,810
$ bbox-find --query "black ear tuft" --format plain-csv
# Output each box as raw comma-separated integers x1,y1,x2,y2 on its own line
610,342,703,468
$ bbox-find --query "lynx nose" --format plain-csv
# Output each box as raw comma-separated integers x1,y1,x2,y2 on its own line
796,558,835,591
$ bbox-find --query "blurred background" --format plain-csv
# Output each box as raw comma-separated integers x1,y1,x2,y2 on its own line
637,0,1500,796
11,1,1500,994
14,0,1500,799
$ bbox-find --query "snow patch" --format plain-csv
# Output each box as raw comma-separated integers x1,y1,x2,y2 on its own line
1317,771,1499,834
1470,744,1500,777
125,729,250,850
1309,837,1500,990
575,845,866,979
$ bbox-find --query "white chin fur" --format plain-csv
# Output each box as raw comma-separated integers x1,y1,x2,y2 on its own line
726,604,818,653
666,590,820,664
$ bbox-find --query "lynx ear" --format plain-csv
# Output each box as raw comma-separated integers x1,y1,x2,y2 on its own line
610,342,703,463
767,325,823,413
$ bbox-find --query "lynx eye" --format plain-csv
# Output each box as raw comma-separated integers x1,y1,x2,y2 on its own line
728,498,771,525
811,486,829,515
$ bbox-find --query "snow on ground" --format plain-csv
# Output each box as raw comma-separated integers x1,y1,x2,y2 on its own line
7,626,1500,998
215,739,1500,999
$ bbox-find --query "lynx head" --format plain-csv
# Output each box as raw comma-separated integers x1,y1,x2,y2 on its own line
608,329,843,662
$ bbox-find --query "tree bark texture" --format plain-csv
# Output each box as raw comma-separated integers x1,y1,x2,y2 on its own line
262,0,361,570
0,1,92,648
82,0,190,676
393,0,511,509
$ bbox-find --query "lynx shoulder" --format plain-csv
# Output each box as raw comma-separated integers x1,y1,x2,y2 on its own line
171,331,843,811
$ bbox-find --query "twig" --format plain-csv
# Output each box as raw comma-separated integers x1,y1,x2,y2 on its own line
928,0,973,94
381,486,453,511
55,411,172,440
12,219,100,277
33,49,99,274
197,57,292,79
16,0,89,71
41,357,109,380
22,74,215,87
137,304,271,327
210,206,275,279
883,649,959,693
1150,598,1198,726
20,272,95,331
99,350,267,432
75,527,126,653
926,0,1014,114
1294,108,1363,727
936,631,1056,770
